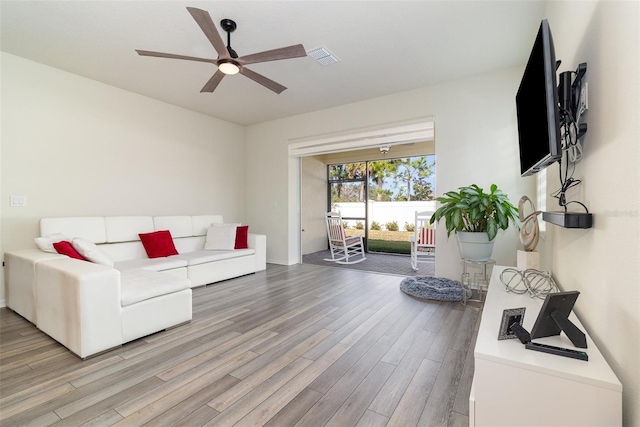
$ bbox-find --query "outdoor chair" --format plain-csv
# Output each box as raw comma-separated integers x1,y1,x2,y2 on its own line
410,210,436,271
324,211,366,264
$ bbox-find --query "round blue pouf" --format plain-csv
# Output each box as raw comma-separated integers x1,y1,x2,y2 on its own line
400,276,471,302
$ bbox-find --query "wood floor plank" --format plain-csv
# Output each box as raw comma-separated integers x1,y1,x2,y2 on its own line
452,326,478,416
0,355,122,409
325,361,395,427
451,307,480,353
0,335,56,357
205,357,313,427
340,299,399,346
115,338,266,417
297,342,391,427
418,349,467,427
0,383,75,421
369,329,436,417
425,307,465,363
211,329,332,411
448,410,470,427
231,342,351,427
77,410,123,427
119,319,235,360
172,404,219,427
355,410,390,427
112,356,251,426
381,301,439,365
156,331,276,382
0,264,480,427
263,388,323,427
249,307,336,355
308,321,391,394
17,411,61,427
424,301,454,333
142,375,238,426
387,358,441,427
49,377,164,426
377,298,425,345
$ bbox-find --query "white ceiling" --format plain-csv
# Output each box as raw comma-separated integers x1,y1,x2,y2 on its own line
0,1,547,126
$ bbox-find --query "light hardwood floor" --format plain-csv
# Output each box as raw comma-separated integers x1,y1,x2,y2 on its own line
0,263,481,427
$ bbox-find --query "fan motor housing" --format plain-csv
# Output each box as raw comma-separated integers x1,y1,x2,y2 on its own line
220,19,237,33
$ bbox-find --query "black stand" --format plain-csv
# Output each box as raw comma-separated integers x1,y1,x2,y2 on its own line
551,310,587,348
510,323,588,361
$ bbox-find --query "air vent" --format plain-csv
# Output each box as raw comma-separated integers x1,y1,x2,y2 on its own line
307,46,339,66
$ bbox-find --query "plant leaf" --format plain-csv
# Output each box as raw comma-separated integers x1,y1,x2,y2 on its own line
487,217,498,241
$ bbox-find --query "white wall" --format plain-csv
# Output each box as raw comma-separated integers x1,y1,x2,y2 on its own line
0,52,246,304
543,2,640,425
246,66,535,272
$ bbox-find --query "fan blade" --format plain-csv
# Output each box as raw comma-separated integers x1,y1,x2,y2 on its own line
136,50,216,64
201,70,225,93
237,44,307,65
240,67,287,94
186,7,230,59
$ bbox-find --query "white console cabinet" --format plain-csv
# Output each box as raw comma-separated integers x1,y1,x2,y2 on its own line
470,266,622,427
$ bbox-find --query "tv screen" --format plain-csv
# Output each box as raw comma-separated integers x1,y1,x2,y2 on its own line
516,19,562,177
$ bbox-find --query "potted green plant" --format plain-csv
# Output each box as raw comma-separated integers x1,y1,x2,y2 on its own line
430,183,519,261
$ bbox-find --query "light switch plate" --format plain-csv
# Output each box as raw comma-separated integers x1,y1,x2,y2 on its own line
10,195,27,207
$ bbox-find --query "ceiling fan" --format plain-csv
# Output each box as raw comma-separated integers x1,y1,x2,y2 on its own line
136,7,307,94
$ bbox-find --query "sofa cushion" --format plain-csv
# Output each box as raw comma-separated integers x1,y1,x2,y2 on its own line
205,224,239,250
72,238,114,267
154,216,193,238
235,225,249,249
35,233,69,253
139,230,179,258
41,217,107,244
174,249,255,266
114,257,187,272
120,269,191,307
105,216,154,243
53,241,86,260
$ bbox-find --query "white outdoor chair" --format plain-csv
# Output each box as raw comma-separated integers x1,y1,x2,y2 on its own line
324,212,366,264
410,210,436,271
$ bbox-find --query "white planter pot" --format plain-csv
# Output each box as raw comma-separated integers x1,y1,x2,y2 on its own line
457,231,495,261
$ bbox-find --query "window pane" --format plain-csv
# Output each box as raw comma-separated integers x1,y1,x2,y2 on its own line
328,163,366,181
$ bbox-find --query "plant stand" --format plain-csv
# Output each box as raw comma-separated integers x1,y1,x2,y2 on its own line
461,259,495,305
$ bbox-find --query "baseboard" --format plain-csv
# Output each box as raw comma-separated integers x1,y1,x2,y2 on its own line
267,258,297,266
0,299,6,308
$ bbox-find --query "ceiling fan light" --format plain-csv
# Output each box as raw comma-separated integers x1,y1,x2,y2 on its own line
218,61,240,75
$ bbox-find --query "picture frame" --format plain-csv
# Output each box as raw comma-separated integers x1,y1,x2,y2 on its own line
498,307,526,340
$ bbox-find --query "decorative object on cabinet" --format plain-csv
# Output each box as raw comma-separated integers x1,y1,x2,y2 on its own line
430,184,518,261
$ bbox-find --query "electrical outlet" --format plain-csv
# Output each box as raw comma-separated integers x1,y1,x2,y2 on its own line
580,83,588,111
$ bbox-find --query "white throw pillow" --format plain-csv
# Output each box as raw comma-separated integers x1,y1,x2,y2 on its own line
34,233,69,253
205,223,240,250
72,237,114,267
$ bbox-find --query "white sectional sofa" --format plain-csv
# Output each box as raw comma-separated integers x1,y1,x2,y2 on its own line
4,215,266,358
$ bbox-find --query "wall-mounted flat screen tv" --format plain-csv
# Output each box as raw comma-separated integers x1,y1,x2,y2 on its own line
516,19,562,177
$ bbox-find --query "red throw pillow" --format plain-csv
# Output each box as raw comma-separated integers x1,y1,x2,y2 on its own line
235,225,249,249
53,241,86,260
139,230,178,258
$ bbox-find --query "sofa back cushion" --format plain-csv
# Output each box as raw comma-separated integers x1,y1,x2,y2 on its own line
40,217,107,243
154,216,192,238
99,241,148,262
174,236,205,254
105,217,154,243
